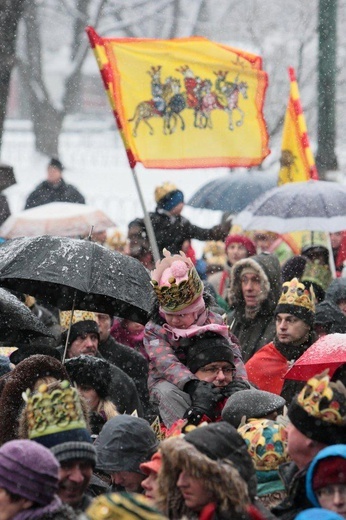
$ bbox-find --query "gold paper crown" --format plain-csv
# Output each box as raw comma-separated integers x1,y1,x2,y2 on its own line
277,278,315,313
154,182,178,203
150,249,203,312
301,260,332,292
85,493,165,520
22,380,87,439
297,370,346,426
60,310,97,331
238,418,290,472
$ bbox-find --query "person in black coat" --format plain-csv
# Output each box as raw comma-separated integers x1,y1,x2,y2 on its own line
24,158,85,209
130,182,230,257
58,311,143,417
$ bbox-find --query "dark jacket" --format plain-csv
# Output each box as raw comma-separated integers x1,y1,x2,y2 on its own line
272,462,313,520
227,253,282,362
56,346,143,417
149,209,229,256
25,179,85,209
98,335,155,419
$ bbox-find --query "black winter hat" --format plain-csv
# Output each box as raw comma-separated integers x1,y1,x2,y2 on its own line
186,332,235,374
62,320,100,348
65,355,111,399
49,157,64,171
184,422,257,499
221,389,286,428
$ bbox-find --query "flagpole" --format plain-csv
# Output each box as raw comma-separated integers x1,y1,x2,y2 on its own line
130,167,160,263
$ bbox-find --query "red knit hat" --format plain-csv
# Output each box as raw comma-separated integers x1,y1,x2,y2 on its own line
225,235,256,256
312,457,346,490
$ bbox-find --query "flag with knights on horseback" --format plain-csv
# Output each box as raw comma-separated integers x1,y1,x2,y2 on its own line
86,28,270,170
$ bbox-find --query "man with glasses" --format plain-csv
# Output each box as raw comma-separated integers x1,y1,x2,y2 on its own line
162,331,250,428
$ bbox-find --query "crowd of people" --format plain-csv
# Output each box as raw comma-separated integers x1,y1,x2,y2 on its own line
0,170,345,520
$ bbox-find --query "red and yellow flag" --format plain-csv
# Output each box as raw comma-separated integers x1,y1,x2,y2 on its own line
86,27,270,169
278,67,318,184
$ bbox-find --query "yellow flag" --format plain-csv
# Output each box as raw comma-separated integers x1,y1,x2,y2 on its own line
278,67,318,184
87,28,270,169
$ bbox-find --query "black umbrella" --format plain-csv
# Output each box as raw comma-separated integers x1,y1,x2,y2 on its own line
0,236,152,325
0,287,53,344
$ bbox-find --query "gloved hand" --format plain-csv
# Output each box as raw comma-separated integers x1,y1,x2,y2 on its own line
220,380,251,398
184,379,208,397
211,221,232,240
191,381,223,417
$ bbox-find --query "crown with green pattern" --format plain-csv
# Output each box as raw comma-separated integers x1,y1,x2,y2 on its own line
23,380,87,441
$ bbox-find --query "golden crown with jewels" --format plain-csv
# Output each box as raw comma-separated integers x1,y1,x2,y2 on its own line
277,278,315,313
23,380,87,439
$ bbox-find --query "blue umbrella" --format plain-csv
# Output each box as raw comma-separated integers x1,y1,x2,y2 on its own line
187,170,278,213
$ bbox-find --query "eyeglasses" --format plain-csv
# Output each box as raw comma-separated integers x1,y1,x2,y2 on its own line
199,366,235,375
317,484,346,498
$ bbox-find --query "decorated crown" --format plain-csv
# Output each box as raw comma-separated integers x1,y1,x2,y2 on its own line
85,492,165,520
23,380,87,439
238,418,290,472
301,260,332,292
154,182,178,203
277,278,315,313
151,249,203,312
296,370,346,427
60,310,97,331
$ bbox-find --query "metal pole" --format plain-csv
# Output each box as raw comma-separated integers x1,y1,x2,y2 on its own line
130,167,160,263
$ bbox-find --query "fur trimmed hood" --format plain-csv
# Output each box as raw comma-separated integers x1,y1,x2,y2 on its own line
228,253,281,314
0,354,69,446
157,426,251,519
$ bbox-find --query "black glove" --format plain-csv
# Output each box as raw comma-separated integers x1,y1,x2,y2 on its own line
184,379,207,397
220,380,251,398
184,381,224,422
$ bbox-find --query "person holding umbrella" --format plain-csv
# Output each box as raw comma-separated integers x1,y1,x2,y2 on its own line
59,310,143,416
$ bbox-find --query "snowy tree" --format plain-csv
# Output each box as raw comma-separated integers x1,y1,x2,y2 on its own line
7,0,345,168
0,0,27,153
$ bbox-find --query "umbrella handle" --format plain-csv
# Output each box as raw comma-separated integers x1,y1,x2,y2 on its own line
62,291,77,364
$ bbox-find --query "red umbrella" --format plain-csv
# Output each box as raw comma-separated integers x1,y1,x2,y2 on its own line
284,333,346,381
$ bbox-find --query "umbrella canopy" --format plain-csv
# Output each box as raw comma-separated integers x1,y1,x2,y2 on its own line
0,287,53,343
0,202,115,239
187,170,278,213
0,164,16,192
284,333,346,381
233,180,346,233
0,236,152,324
